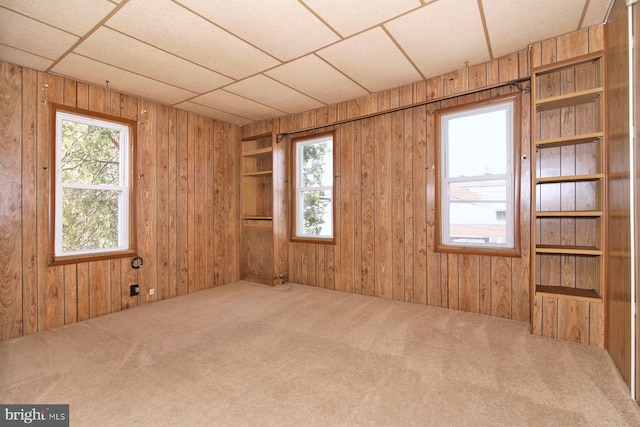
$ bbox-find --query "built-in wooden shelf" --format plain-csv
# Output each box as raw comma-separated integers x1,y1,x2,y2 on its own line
243,170,272,177
535,245,602,255
535,87,602,112
242,147,272,158
536,173,603,184
535,285,601,302
242,216,273,221
535,210,602,217
535,132,603,148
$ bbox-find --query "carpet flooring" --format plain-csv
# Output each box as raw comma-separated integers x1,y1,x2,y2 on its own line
1,281,639,426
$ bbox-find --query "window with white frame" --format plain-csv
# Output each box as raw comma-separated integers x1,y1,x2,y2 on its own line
50,104,137,265
435,94,521,256
291,132,335,243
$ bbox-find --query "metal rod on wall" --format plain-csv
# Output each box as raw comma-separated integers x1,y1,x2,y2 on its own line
276,77,531,139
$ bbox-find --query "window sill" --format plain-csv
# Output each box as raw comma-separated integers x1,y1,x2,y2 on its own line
49,249,137,266
435,244,521,258
290,236,336,245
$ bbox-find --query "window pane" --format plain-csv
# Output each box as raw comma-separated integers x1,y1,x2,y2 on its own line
448,180,507,245
301,140,333,188
299,190,333,237
61,119,121,185
447,109,507,178
62,188,120,252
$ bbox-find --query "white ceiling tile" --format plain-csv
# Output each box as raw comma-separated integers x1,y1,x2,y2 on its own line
482,0,584,58
173,101,251,126
0,45,53,71
74,27,232,93
51,54,197,105
0,0,116,36
303,0,421,37
176,0,339,61
0,7,78,59
582,0,611,27
225,74,325,114
317,27,422,93
386,0,489,79
266,55,368,105
106,0,279,79
192,90,285,121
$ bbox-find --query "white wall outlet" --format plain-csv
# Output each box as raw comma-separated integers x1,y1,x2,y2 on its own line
149,288,155,296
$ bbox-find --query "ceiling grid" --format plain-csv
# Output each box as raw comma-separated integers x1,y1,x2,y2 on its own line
0,0,613,125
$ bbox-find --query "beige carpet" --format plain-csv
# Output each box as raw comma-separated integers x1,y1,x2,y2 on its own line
1,281,639,426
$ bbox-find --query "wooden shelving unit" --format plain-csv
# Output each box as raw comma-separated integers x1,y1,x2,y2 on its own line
240,134,274,285
239,126,288,286
531,51,606,302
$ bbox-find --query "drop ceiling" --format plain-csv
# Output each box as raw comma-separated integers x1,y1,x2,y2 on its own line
0,0,612,126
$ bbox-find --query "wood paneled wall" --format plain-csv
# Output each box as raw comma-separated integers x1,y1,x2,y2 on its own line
605,0,633,387
249,26,605,345
0,62,239,342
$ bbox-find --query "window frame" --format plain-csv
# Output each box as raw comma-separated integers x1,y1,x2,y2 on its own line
49,103,138,266
290,131,336,245
434,93,521,257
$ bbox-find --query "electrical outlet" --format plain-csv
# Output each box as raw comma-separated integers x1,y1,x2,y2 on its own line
149,288,155,296
130,284,140,296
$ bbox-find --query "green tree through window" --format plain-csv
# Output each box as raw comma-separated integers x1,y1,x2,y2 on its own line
51,104,136,265
292,132,334,243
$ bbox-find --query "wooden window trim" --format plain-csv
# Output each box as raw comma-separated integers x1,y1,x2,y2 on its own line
289,131,336,245
434,92,522,258
48,103,138,266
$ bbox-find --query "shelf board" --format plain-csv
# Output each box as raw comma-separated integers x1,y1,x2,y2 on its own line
535,132,603,148
535,87,602,111
536,173,604,184
242,147,272,158
243,170,272,177
535,285,602,302
532,51,603,75
535,210,602,217
535,245,602,255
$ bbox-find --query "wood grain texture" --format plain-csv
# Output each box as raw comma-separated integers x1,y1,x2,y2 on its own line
605,0,632,386
21,67,38,336
0,62,23,340
0,62,240,342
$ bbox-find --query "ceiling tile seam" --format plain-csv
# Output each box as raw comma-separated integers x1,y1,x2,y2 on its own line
45,0,131,73
312,53,371,95
179,100,252,122
102,25,237,83
171,0,284,63
306,2,433,55
578,0,591,29
63,51,201,98
193,87,290,116
297,0,343,38
220,85,308,116
477,0,494,61
380,24,426,81
259,73,329,106
0,5,84,38
0,41,57,62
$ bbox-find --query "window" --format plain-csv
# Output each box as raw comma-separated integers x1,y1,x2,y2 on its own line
435,93,521,256
50,104,137,265
291,132,335,243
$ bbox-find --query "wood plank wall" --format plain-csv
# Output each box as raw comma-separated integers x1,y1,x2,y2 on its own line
605,0,632,387
0,63,239,342
252,26,604,346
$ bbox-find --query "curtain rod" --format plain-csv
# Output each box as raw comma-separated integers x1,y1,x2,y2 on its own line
276,77,531,140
